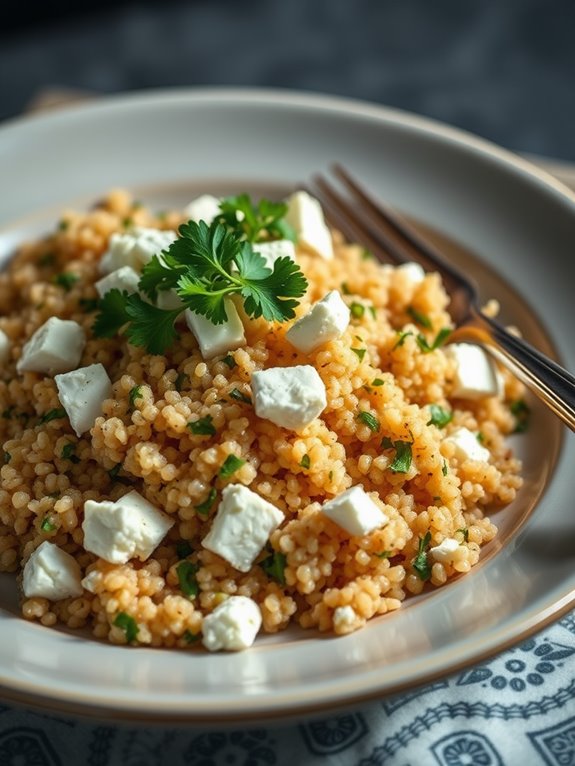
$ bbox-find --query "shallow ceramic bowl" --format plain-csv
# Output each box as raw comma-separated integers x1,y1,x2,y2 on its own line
0,89,574,724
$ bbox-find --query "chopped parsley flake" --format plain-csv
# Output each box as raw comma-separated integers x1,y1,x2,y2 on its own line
176,561,200,598
53,272,79,291
416,328,451,353
351,347,366,361
413,531,432,581
372,378,385,386
195,487,217,516
40,516,56,532
222,354,237,369
187,415,217,436
219,454,245,479
114,612,139,642
393,330,413,349
174,372,188,392
218,194,295,243
350,302,365,319
229,388,252,404
510,398,530,433
299,454,311,469
107,463,123,480
357,411,380,432
39,408,67,425
183,629,201,644
407,306,432,329
128,385,143,408
260,549,287,584
456,527,469,542
375,550,392,559
61,443,80,464
442,460,448,476
341,282,351,295
381,437,413,472
427,404,453,429
176,540,193,559
361,249,374,260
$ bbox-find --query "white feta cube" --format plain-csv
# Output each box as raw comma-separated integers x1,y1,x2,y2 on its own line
201,484,284,573
0,328,11,364
82,490,174,564
99,227,178,274
429,537,460,564
445,343,500,399
184,194,222,225
95,265,140,298
251,365,327,431
445,426,490,463
333,605,357,632
253,239,297,268
286,291,350,353
55,363,112,436
202,595,262,652
185,301,246,359
396,261,426,283
22,541,83,600
156,289,185,311
17,317,86,375
284,191,333,260
321,486,388,536
80,569,100,593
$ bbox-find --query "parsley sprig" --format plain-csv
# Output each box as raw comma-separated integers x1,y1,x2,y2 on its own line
217,194,296,243
93,219,307,354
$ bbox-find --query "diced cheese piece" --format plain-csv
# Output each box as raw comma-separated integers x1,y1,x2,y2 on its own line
396,261,426,283
184,194,222,225
251,365,327,430
253,239,297,268
22,541,83,599
81,569,100,593
82,490,174,564
201,484,284,573
333,605,357,632
286,291,350,353
430,537,460,564
95,265,140,298
99,227,178,274
202,595,262,652
445,427,490,463
445,343,500,399
321,486,388,536
284,190,333,260
55,363,112,436
17,317,85,375
0,328,11,364
184,301,246,359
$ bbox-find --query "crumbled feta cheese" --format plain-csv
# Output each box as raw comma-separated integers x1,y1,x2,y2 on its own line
55,363,112,436
184,194,222,225
185,300,246,359
253,239,297,268
284,190,333,260
99,227,177,274
286,291,350,353
321,486,388,536
201,484,284,573
81,569,100,593
445,343,500,399
251,365,327,431
202,595,262,652
17,317,86,375
396,261,426,283
445,427,490,463
333,605,357,632
22,541,83,600
0,329,11,364
429,537,460,564
95,265,140,298
82,490,174,564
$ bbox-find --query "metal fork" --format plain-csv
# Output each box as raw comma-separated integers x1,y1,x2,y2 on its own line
308,164,575,432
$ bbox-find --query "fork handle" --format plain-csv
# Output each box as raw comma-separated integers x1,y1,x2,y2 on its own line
452,309,575,432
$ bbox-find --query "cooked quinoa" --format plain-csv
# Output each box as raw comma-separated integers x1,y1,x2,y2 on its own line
0,189,524,648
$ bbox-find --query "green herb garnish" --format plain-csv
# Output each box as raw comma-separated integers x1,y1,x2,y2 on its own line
510,398,530,433
195,487,217,516
351,347,366,361
219,454,245,479
3,451,11,464
427,404,453,429
375,550,392,559
176,561,200,598
416,328,451,353
174,372,188,392
40,516,56,532
222,354,237,369
128,385,143,409
260,549,287,584
176,540,193,559
218,194,296,243
39,408,67,425
357,411,380,433
477,431,485,444
53,272,79,291
229,388,252,405
442,460,448,476
350,302,365,319
407,306,432,329
61,442,80,464
361,249,374,261
114,612,138,642
299,454,311,469
393,330,413,349
372,378,384,387
413,531,432,581
107,463,123,480
456,527,469,543
187,415,216,436
183,629,201,644
381,437,413,472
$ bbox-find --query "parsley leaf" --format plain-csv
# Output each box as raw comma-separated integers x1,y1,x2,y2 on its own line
260,549,287,584
114,612,139,642
427,403,453,429
350,302,365,319
218,194,294,243
61,442,80,464
416,328,451,353
299,454,311,469
455,527,469,543
176,540,193,559
510,398,530,433
357,411,380,432
176,561,200,598
53,272,78,291
187,415,217,436
393,330,413,349
195,487,217,516
222,354,236,369
219,454,245,479
381,437,413,472
41,516,56,532
351,347,366,361
413,531,432,581
229,388,252,404
39,408,67,425
372,378,385,386
128,385,143,409
407,306,432,329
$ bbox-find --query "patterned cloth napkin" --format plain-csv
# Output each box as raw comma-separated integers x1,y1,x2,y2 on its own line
0,608,574,765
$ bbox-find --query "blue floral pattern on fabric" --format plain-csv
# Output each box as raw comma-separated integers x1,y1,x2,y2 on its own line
430,730,504,766
528,715,575,766
183,730,276,765
0,727,61,766
299,713,368,755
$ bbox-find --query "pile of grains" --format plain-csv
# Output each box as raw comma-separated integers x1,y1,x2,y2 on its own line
0,190,524,649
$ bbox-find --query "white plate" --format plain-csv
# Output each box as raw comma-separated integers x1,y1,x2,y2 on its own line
0,88,574,724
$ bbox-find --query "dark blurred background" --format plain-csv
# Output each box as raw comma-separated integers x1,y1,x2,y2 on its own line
2,0,575,161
